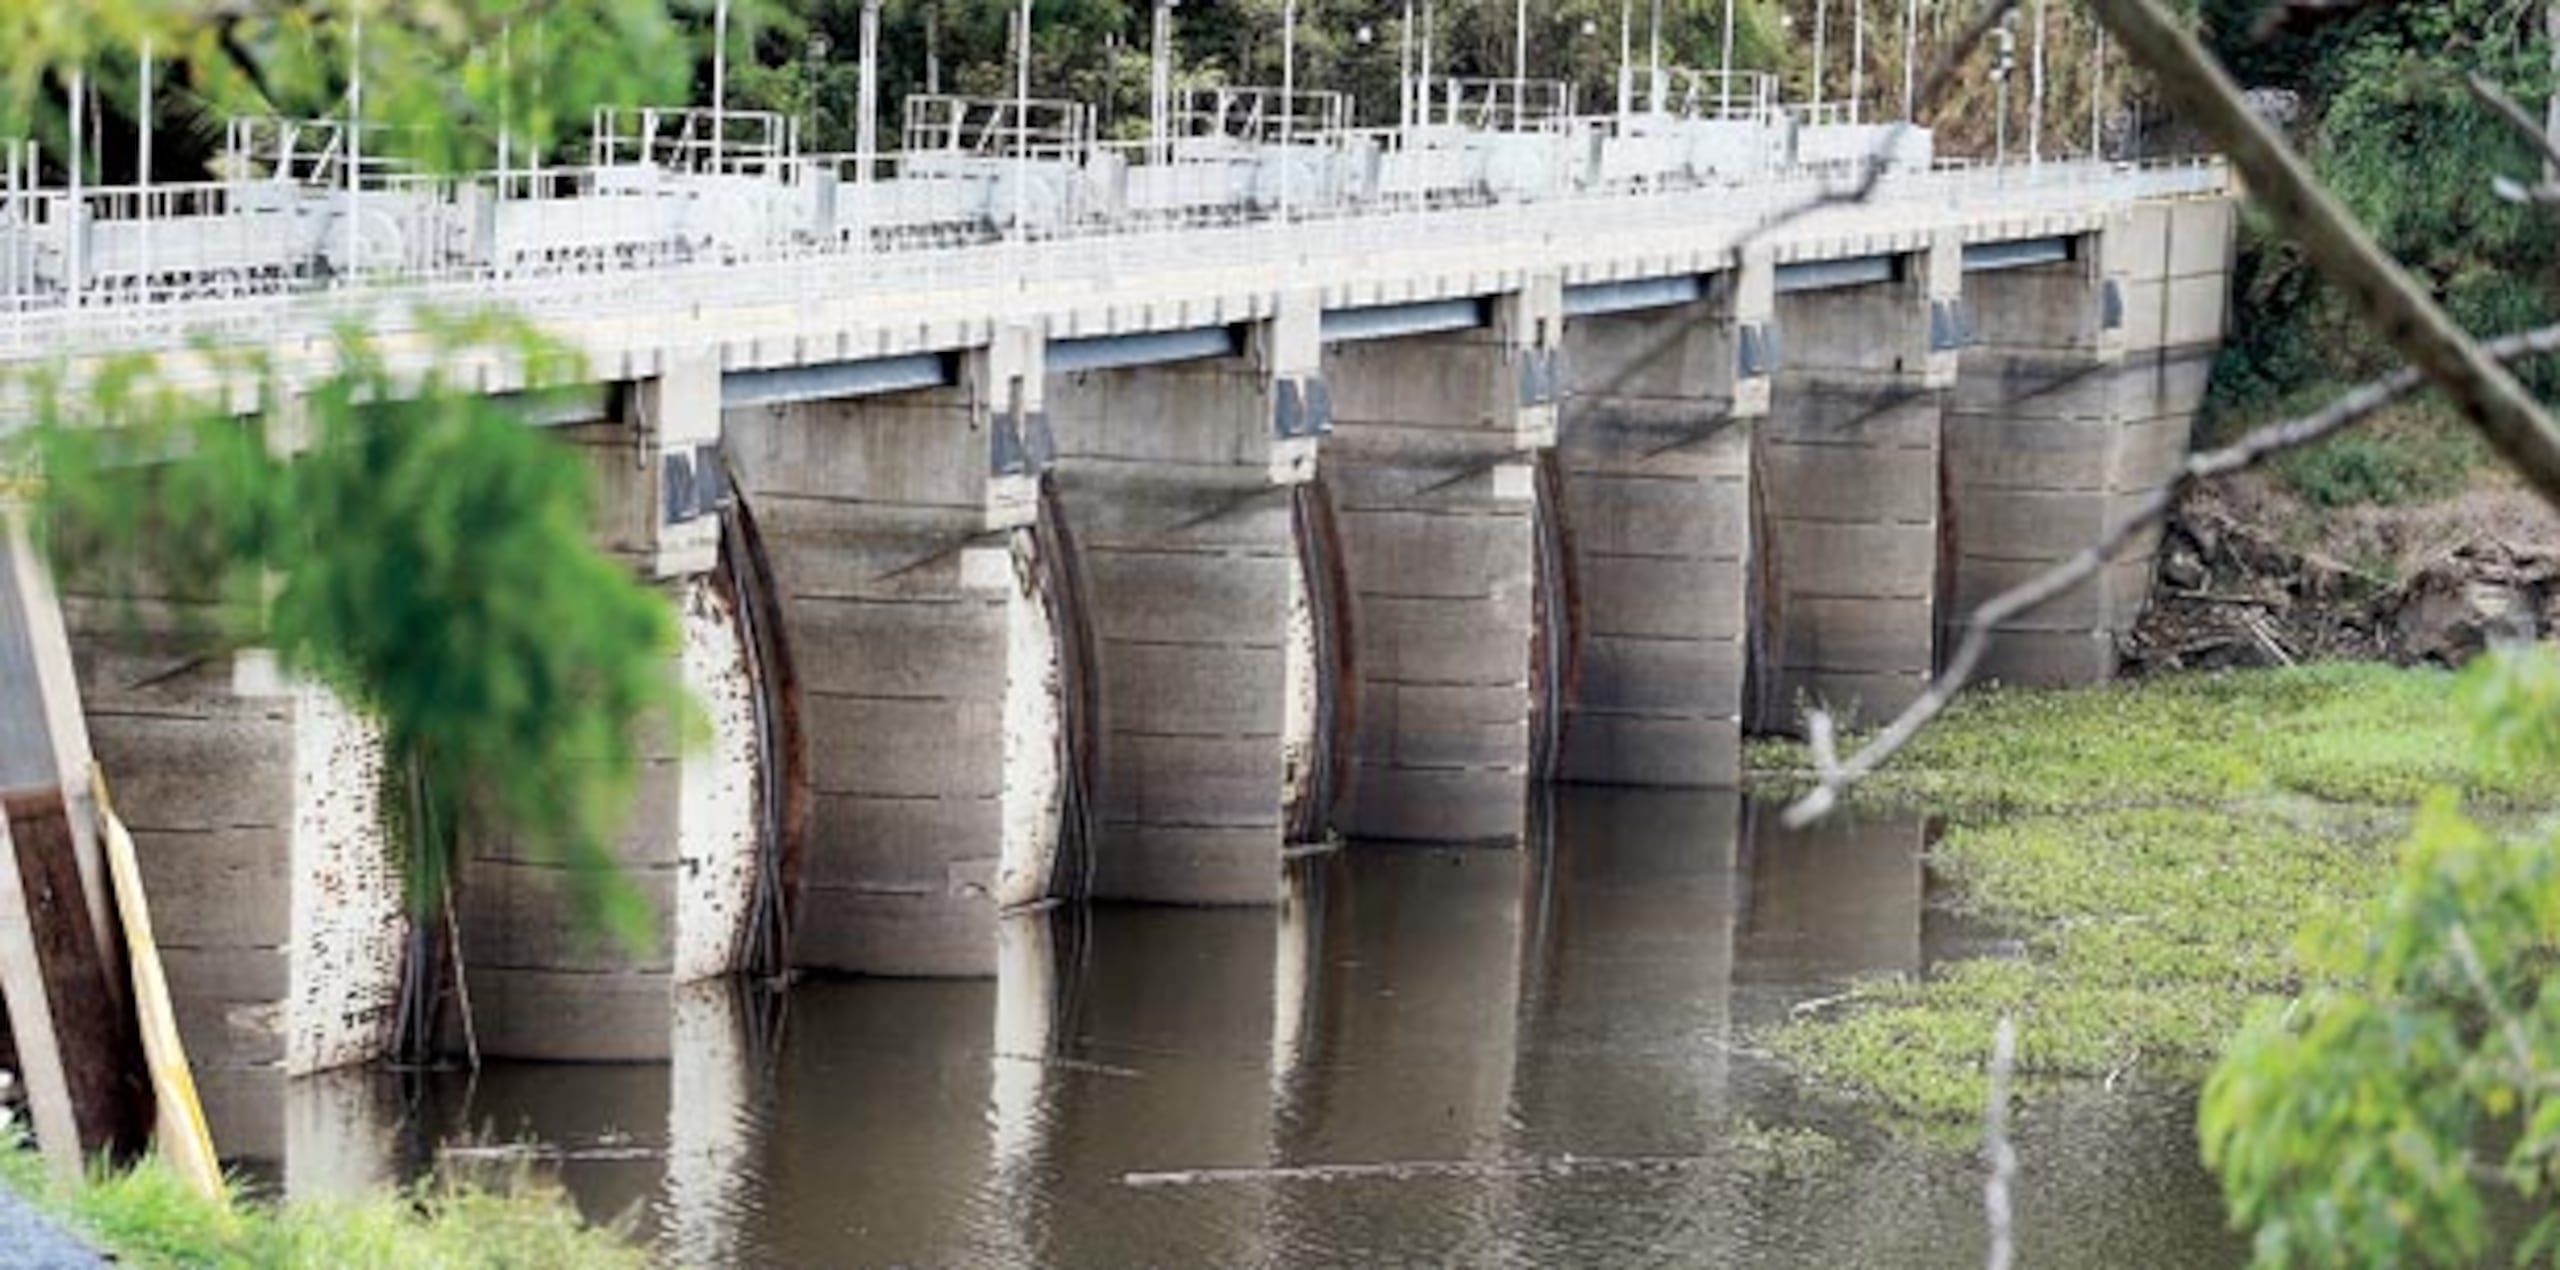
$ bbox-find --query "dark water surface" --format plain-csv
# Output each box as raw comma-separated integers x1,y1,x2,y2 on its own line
242,789,2246,1267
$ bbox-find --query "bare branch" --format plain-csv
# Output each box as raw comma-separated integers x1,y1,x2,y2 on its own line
2466,73,2560,176
2084,0,2560,508
1780,321,2560,828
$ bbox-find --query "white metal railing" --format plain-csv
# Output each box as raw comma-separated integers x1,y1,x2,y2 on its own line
1426,78,1578,132
0,156,2226,368
589,107,798,175
1172,87,1356,144
901,95,1093,159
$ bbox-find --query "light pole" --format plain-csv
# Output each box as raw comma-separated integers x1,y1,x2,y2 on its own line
1401,0,1416,132
1851,0,1867,124
1903,0,1920,119
1992,21,2015,167
1281,0,1296,219
1618,0,1633,120
1421,0,1436,126
858,0,881,182
1514,0,1528,129
1012,0,1031,250
1720,0,1736,117
712,0,729,168
1813,0,1829,112
1648,0,1663,112
2029,0,2045,164
1152,0,1174,165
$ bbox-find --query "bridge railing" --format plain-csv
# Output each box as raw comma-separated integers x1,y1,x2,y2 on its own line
0,155,2228,366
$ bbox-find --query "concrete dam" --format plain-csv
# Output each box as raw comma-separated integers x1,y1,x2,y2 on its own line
0,92,2234,1162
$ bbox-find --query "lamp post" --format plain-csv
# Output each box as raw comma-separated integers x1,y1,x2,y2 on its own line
1281,0,1296,219
857,1,879,183
1152,0,1174,165
2028,0,2046,165
1851,0,1866,124
1514,0,1528,129
1903,0,1920,120
1648,0,1663,112
1012,0,1031,250
1401,0,1416,132
1813,0,1829,112
1617,0,1633,120
711,0,729,168
1720,0,1736,117
1992,21,2015,167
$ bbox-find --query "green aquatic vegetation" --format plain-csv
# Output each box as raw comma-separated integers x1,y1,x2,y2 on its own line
1749,662,2542,815
0,1129,643,1270
1760,664,2558,1127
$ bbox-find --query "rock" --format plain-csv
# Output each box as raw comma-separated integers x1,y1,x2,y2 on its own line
2161,551,2207,591
2397,569,2538,665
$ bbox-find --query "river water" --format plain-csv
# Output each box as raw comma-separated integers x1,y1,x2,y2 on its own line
236,788,2245,1267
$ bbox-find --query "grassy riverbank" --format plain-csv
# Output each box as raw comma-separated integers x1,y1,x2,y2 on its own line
1753,663,2554,1124
0,1128,641,1270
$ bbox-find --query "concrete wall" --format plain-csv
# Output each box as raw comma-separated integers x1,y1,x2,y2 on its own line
1319,282,1560,843
1044,338,1309,904
1942,201,2234,684
723,328,1053,975
1753,235,1959,733
450,574,763,1062
69,634,404,1158
1556,266,1768,787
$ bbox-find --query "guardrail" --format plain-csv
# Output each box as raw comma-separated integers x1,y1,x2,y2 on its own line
0,156,2226,365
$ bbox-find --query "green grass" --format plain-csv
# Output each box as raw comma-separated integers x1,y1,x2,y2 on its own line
0,1127,643,1270
1755,664,2558,1126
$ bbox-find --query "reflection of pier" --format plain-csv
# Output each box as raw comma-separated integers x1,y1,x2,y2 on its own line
219,790,2017,1264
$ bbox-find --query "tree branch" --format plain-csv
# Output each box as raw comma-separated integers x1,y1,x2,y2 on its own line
2082,0,2560,507
1782,321,2560,827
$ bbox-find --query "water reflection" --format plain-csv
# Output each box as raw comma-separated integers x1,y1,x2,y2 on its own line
218,790,2241,1268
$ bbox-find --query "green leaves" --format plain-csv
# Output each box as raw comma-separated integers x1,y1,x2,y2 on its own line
17,307,684,949
2200,646,2560,1269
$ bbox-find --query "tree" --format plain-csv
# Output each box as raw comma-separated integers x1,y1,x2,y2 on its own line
1,4,702,944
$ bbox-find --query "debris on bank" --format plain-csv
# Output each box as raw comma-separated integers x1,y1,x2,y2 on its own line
2126,477,2560,674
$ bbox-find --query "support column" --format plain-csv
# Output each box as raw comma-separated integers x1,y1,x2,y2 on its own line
1941,202,2232,685
456,354,769,1059
726,329,1057,976
1042,301,1322,904
1556,255,1771,787
1320,276,1563,844
1753,234,1959,733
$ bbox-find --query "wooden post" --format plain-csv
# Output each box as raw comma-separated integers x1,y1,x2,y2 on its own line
0,508,148,1175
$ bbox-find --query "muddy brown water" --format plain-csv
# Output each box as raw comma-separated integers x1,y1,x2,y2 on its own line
229,789,2245,1268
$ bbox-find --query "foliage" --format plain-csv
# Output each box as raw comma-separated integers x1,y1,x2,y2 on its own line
14,312,683,945
0,0,698,181
1759,663,2556,1126
1,1126,644,1269
2201,0,2560,449
2273,407,2488,509
2201,645,2560,1269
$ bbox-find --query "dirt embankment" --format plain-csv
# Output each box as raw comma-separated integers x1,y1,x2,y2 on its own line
2125,475,2560,674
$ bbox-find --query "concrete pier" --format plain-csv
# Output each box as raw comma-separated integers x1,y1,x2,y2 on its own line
1556,260,1771,787
1042,304,1320,903
1320,279,1563,844
1752,233,1962,733
725,329,1057,975
1944,202,2234,683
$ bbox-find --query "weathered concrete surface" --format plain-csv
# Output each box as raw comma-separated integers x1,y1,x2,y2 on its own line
68,628,402,1153
452,575,762,1061
1556,264,1768,788
1044,316,1316,903
1753,235,1960,734
1321,281,1561,844
1943,200,2234,685
724,328,1050,975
